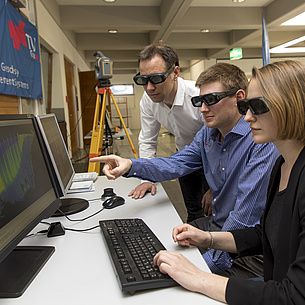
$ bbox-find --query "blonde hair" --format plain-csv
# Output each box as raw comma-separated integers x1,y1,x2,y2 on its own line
252,60,305,141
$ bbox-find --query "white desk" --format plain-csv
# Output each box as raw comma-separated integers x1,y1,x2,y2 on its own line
0,177,221,305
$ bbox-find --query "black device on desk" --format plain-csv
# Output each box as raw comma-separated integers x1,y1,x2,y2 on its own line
102,196,125,209
0,114,61,298
35,114,90,216
99,218,178,294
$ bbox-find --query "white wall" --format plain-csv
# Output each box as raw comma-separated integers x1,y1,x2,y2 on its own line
189,60,204,81
218,57,305,78
35,0,90,150
112,74,143,130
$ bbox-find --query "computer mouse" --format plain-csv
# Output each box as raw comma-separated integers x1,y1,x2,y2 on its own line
102,196,125,209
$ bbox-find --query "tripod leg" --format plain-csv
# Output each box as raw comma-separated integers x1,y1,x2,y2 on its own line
97,92,107,156
88,91,107,173
109,90,138,158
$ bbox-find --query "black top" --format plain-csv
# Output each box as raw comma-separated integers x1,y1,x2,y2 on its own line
226,146,305,305
265,188,285,256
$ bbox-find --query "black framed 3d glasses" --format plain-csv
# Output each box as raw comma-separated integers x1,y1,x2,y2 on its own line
237,97,270,115
191,88,239,107
133,66,175,86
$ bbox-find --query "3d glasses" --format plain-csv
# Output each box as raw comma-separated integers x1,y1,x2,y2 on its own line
191,88,239,107
133,66,175,86
237,97,270,115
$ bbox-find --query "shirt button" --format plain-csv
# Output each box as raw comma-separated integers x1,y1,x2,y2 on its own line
223,148,226,152
213,214,216,217
222,167,225,171
213,198,216,202
133,172,137,175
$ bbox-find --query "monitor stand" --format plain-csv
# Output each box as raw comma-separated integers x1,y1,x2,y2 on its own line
0,246,55,298
52,197,89,217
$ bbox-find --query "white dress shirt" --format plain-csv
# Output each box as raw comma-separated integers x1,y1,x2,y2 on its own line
138,77,204,158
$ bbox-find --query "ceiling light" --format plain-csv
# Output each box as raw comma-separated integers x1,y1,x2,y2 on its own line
281,12,305,26
270,35,305,53
103,0,116,3
232,0,245,3
108,29,118,34
200,29,210,33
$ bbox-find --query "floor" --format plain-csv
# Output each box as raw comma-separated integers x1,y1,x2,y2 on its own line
72,127,187,223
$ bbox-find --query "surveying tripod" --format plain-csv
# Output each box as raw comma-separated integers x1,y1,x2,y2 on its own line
88,82,138,174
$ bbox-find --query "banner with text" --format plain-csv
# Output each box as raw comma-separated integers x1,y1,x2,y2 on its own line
0,0,42,99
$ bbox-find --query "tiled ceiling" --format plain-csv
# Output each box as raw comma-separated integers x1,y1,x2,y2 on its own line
41,0,305,74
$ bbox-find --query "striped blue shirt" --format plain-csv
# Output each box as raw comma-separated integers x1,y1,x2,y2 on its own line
128,117,280,272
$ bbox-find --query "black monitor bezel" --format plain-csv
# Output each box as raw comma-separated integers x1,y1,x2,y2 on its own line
35,113,75,197
0,114,61,265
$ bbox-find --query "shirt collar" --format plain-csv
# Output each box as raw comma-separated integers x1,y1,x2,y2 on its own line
172,78,184,107
210,116,250,140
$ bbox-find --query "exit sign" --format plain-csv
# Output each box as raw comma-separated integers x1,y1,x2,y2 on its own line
230,48,243,60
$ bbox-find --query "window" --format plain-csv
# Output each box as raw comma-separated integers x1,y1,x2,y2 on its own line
111,84,134,96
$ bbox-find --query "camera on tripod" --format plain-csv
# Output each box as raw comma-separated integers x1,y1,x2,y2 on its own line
94,51,113,86
88,52,138,172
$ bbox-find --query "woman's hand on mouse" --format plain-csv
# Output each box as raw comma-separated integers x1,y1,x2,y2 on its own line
90,155,132,180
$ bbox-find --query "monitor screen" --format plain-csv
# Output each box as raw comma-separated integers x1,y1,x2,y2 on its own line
35,114,74,197
0,114,61,297
35,114,89,216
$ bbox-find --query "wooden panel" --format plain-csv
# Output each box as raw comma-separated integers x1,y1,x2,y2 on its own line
64,58,78,153
0,94,19,114
79,70,97,144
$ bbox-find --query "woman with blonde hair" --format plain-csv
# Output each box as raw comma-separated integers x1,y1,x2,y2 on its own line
154,60,305,304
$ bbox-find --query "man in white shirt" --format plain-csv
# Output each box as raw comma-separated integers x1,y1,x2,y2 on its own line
131,43,210,222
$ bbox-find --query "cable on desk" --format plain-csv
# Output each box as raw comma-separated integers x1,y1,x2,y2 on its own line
41,221,51,226
33,221,100,236
64,225,100,232
27,203,106,237
57,206,105,222
26,230,48,238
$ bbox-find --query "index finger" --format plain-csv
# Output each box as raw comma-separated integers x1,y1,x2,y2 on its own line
89,155,114,163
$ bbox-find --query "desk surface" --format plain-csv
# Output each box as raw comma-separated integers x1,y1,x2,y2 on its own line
0,177,221,305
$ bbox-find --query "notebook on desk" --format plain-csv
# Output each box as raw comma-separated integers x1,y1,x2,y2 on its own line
69,172,98,192
73,172,98,182
67,180,96,194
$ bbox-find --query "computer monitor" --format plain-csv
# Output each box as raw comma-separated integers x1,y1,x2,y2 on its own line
0,114,61,298
35,114,89,216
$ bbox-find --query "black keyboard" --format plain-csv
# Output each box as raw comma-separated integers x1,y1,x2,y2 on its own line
99,218,178,294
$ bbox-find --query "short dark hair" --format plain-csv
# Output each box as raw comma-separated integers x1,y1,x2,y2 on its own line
196,63,248,92
137,44,179,69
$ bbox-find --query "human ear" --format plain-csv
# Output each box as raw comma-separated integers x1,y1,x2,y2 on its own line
236,89,246,101
173,66,180,80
